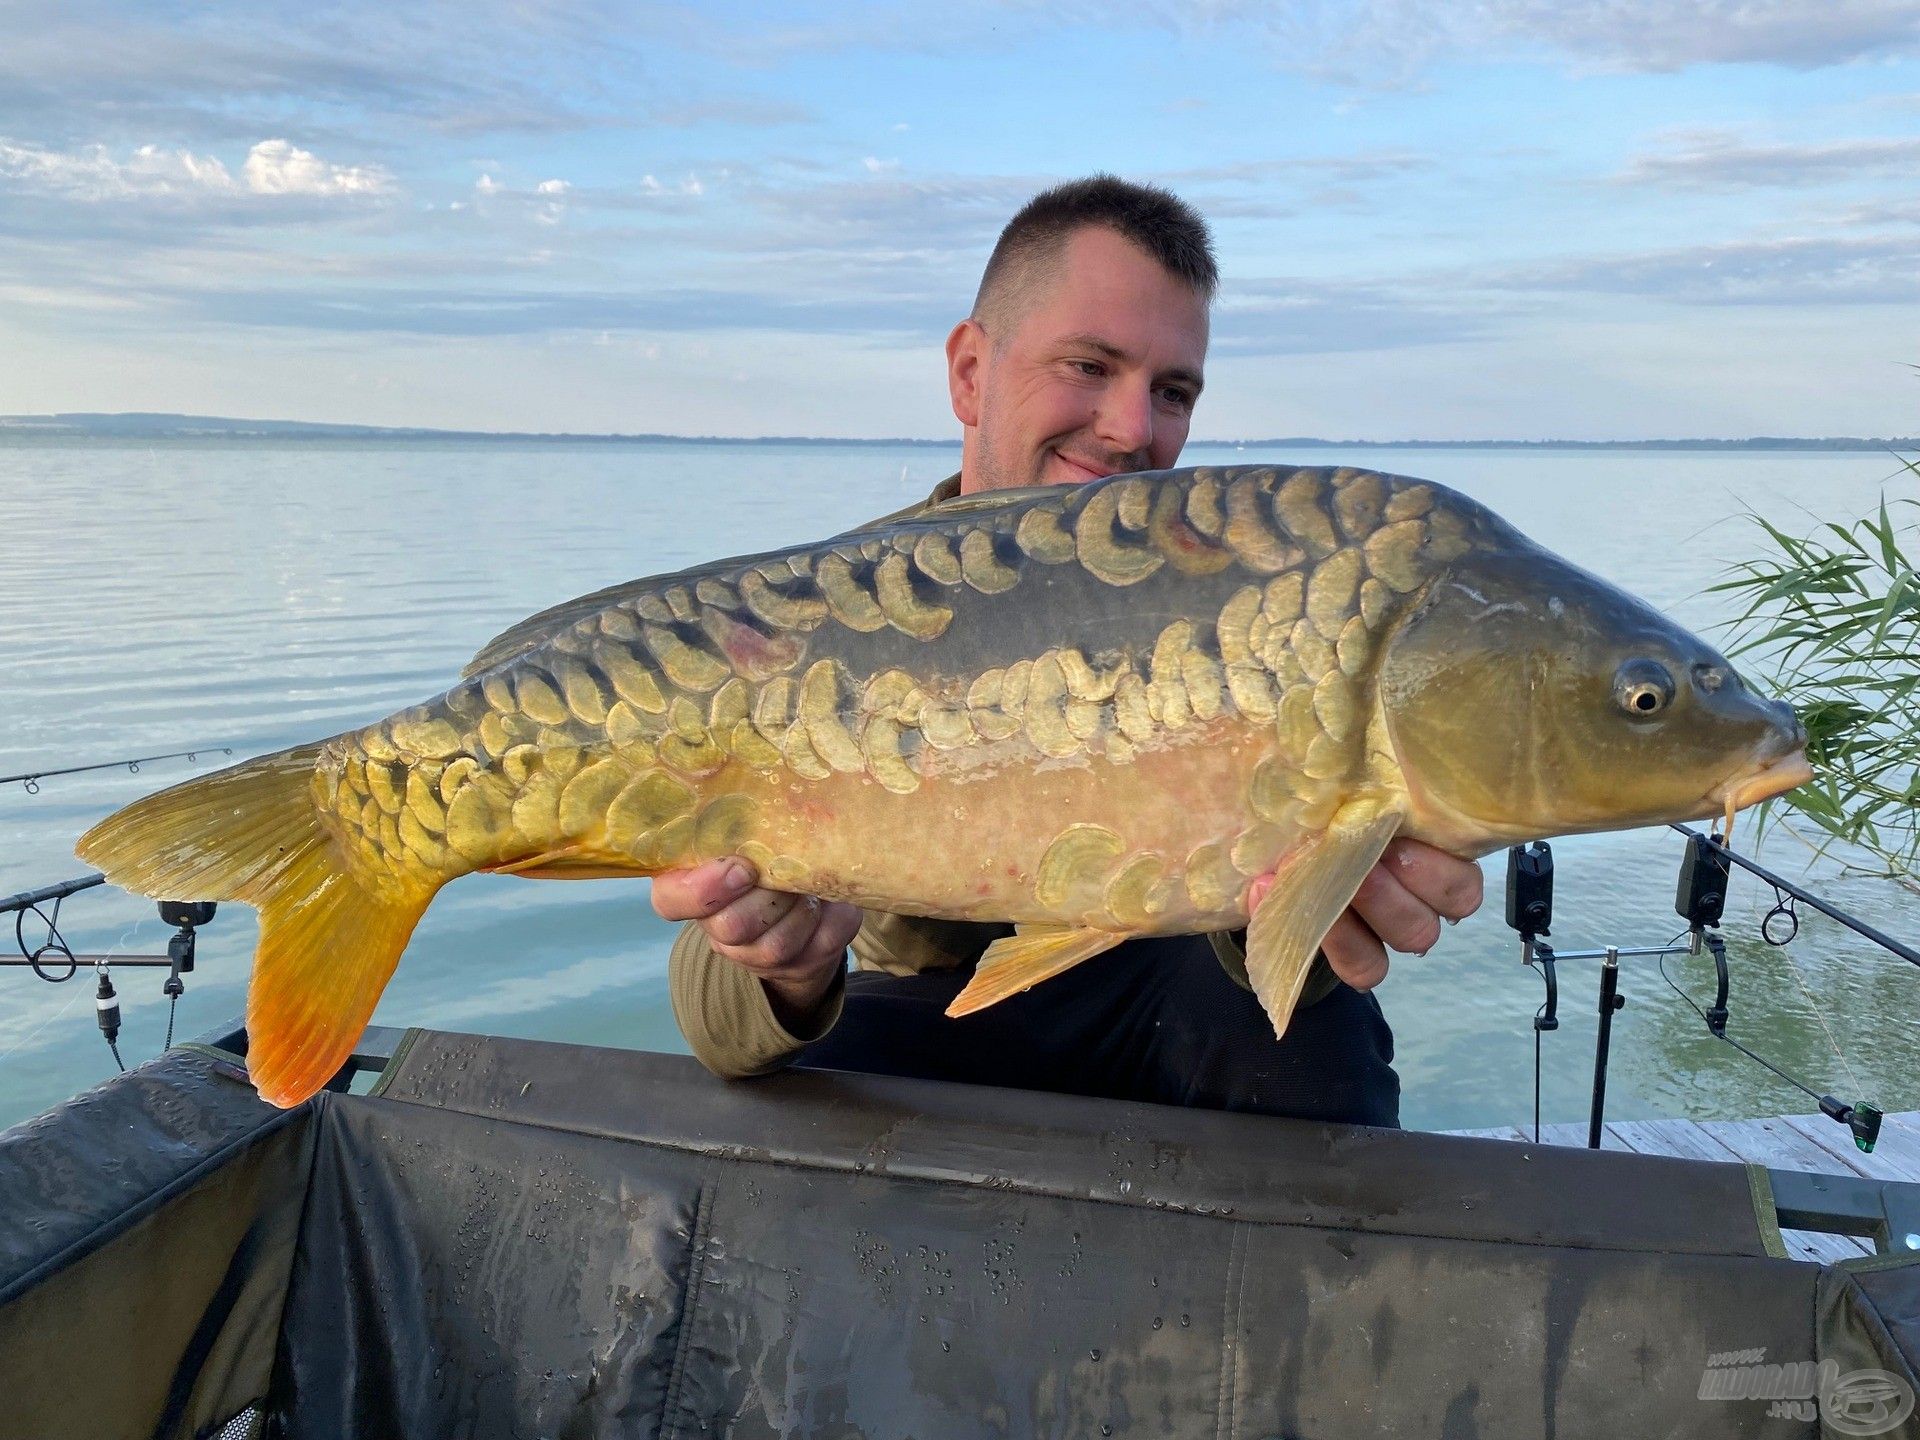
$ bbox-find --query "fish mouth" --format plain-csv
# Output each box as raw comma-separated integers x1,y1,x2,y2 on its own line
1711,750,1815,814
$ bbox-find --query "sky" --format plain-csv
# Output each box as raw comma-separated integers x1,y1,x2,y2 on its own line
1,0,1918,440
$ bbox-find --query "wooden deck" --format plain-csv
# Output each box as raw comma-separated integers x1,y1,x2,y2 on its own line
1444,1110,1920,1263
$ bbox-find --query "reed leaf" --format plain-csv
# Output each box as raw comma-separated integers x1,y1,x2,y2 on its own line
1718,456,1920,879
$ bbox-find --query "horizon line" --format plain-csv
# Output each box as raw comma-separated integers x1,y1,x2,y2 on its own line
3,412,1917,452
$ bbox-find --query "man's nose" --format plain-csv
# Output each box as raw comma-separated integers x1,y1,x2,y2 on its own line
1093,379,1153,459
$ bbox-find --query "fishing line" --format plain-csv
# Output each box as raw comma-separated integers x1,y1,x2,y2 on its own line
4,878,215,1075
1747,798,1889,1078
1523,966,1550,1143
1657,946,1827,1108
1678,823,1870,1092
1669,822,1920,968
1757,887,1865,1096
1506,835,1892,1151
0,983,89,1070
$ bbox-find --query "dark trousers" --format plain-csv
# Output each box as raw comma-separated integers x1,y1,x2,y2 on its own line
795,934,1400,1128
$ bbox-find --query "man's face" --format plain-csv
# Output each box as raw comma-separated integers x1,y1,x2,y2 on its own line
948,224,1209,495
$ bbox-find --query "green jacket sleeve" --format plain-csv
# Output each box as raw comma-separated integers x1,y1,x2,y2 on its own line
668,920,849,1079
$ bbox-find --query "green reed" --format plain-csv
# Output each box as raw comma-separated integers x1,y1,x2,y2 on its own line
1710,457,1920,881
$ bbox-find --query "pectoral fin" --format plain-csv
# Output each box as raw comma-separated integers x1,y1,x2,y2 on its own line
1246,801,1406,1040
945,925,1126,1017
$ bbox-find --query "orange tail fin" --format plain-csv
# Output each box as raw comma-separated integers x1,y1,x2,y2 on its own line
75,743,435,1107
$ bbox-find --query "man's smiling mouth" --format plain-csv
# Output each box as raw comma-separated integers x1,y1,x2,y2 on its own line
1053,451,1114,482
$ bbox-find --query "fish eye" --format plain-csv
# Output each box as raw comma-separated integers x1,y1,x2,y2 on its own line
1614,659,1675,717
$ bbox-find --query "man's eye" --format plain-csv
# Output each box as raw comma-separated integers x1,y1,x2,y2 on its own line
1070,359,1105,377
1158,387,1195,410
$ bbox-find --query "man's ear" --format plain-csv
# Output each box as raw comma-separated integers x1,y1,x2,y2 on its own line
946,318,986,429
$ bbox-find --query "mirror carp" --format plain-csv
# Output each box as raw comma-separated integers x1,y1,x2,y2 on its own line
77,466,1811,1107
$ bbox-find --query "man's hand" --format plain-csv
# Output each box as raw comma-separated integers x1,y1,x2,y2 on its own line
1246,838,1483,992
651,859,862,1026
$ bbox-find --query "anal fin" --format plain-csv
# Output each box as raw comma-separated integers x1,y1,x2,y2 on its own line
944,925,1126,1017
1246,800,1405,1041
246,870,429,1107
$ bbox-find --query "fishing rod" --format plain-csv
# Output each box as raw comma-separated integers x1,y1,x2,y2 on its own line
1667,822,1920,970
2,874,217,1071
1,746,233,794
1505,830,1894,1153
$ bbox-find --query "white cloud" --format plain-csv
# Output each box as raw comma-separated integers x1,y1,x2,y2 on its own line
0,136,392,202
648,98,815,127
241,138,392,196
1495,233,1920,304
0,279,145,312
0,138,234,199
466,172,571,224
862,156,900,173
1488,0,1920,72
462,173,568,224
533,178,571,225
1229,0,1920,80
636,172,703,196
1618,129,1920,188
1839,197,1920,225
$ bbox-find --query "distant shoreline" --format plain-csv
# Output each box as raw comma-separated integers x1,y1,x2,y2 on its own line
3,412,1915,452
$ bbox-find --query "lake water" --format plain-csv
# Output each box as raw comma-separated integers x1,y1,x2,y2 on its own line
1,438,1915,1133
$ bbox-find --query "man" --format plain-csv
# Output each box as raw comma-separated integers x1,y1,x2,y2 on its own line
653,176,1483,1126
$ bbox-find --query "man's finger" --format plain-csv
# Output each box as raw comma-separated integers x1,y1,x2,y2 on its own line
722,893,831,974
1381,839,1484,921
1246,873,1274,914
795,900,865,969
1348,862,1443,957
722,897,861,977
703,887,800,949
649,858,757,922
1321,910,1390,991
1245,861,1440,958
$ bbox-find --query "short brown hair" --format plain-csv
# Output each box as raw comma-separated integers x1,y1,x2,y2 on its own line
971,175,1217,334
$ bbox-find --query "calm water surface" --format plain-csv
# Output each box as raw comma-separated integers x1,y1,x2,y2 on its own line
1,438,1914,1132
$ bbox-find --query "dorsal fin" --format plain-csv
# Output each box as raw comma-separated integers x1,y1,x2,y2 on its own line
922,483,1064,516
460,542,805,678
459,480,1062,679
464,578,660,678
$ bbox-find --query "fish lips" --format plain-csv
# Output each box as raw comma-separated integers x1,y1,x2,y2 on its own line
1712,750,1815,814
1709,697,1812,814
